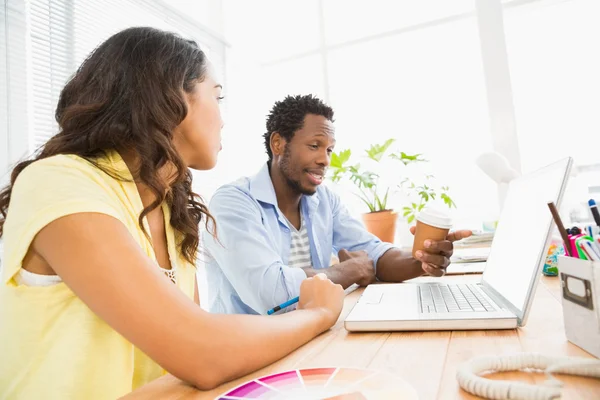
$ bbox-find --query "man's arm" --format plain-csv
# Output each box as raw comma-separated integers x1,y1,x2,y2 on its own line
375,248,423,282
302,250,375,289
376,229,473,281
326,189,394,285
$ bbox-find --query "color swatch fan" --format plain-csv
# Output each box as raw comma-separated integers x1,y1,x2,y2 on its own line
216,367,417,399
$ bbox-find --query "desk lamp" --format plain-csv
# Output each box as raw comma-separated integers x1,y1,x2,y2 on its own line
475,151,520,211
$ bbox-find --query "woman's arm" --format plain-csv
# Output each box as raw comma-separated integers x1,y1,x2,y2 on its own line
33,212,343,390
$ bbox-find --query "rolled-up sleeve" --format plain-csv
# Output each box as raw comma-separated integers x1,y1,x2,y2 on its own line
203,186,306,314
330,191,395,272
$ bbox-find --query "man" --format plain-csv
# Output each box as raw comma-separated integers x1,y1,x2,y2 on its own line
203,94,471,315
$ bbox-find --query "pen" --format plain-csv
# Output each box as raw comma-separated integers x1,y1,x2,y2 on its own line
267,296,299,315
266,283,361,315
589,199,600,228
547,202,573,257
582,240,600,261
591,241,600,259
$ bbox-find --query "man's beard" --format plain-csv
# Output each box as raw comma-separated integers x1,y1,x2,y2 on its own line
280,145,316,196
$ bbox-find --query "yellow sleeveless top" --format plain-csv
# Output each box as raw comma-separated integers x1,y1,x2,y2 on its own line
0,151,196,399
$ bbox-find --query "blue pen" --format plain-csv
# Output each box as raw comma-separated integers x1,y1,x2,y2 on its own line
589,199,600,228
266,283,360,315
267,296,299,315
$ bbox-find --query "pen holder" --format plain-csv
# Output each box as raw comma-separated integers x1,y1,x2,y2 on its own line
558,256,600,358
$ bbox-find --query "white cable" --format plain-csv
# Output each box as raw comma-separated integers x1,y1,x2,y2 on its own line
456,353,600,400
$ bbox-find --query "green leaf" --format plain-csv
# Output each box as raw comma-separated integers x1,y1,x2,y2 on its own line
382,188,389,210
330,167,347,183
379,138,395,155
356,194,376,212
407,215,415,224
390,151,427,166
373,187,390,212
375,193,383,211
418,203,425,211
330,149,351,169
330,152,342,168
366,139,395,162
356,187,377,211
339,149,351,164
441,193,456,208
350,168,378,189
403,210,412,217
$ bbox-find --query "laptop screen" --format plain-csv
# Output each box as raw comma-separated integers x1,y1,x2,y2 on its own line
481,158,572,315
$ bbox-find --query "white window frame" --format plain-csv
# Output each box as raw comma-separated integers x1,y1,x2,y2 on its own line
1,0,33,185
1,0,227,184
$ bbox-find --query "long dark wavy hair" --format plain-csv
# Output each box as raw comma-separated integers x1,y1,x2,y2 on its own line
0,27,216,264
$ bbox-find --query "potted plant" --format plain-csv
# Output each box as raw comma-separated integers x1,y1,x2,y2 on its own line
329,138,456,243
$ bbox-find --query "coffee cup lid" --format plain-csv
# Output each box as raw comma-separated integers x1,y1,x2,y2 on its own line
416,207,452,229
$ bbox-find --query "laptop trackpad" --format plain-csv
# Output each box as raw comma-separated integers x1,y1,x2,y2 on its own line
353,284,420,321
359,290,383,304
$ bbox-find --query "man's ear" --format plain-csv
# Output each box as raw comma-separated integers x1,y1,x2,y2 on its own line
271,132,286,157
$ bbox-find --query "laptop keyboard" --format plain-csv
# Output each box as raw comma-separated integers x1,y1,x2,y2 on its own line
419,284,496,313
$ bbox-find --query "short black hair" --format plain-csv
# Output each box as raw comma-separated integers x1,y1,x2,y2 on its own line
263,94,335,161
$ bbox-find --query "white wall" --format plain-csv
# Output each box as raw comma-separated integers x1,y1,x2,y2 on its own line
214,0,600,232
216,0,499,233
503,0,600,223
168,0,224,36
504,0,600,171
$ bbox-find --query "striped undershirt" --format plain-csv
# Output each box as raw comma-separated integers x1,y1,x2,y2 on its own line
286,213,313,269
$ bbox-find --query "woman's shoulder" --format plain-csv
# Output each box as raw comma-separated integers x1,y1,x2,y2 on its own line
22,153,103,175
16,152,123,189
9,152,127,214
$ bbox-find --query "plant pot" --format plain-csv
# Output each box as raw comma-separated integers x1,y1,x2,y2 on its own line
362,210,397,243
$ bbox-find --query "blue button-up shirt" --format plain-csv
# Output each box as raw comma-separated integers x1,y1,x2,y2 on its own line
203,163,395,315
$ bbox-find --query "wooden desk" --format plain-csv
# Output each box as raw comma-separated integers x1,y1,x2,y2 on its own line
123,275,600,399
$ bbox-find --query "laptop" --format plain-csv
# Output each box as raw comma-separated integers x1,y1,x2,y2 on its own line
345,157,573,332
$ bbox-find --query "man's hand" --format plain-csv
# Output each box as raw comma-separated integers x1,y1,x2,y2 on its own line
409,227,472,277
337,249,376,286
303,249,375,289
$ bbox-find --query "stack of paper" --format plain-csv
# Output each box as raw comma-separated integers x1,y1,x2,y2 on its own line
454,231,494,248
450,247,491,263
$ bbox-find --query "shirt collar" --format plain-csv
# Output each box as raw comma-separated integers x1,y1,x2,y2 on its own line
250,162,321,211
250,163,278,206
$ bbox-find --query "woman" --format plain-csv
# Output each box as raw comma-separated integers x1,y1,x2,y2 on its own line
0,27,344,399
